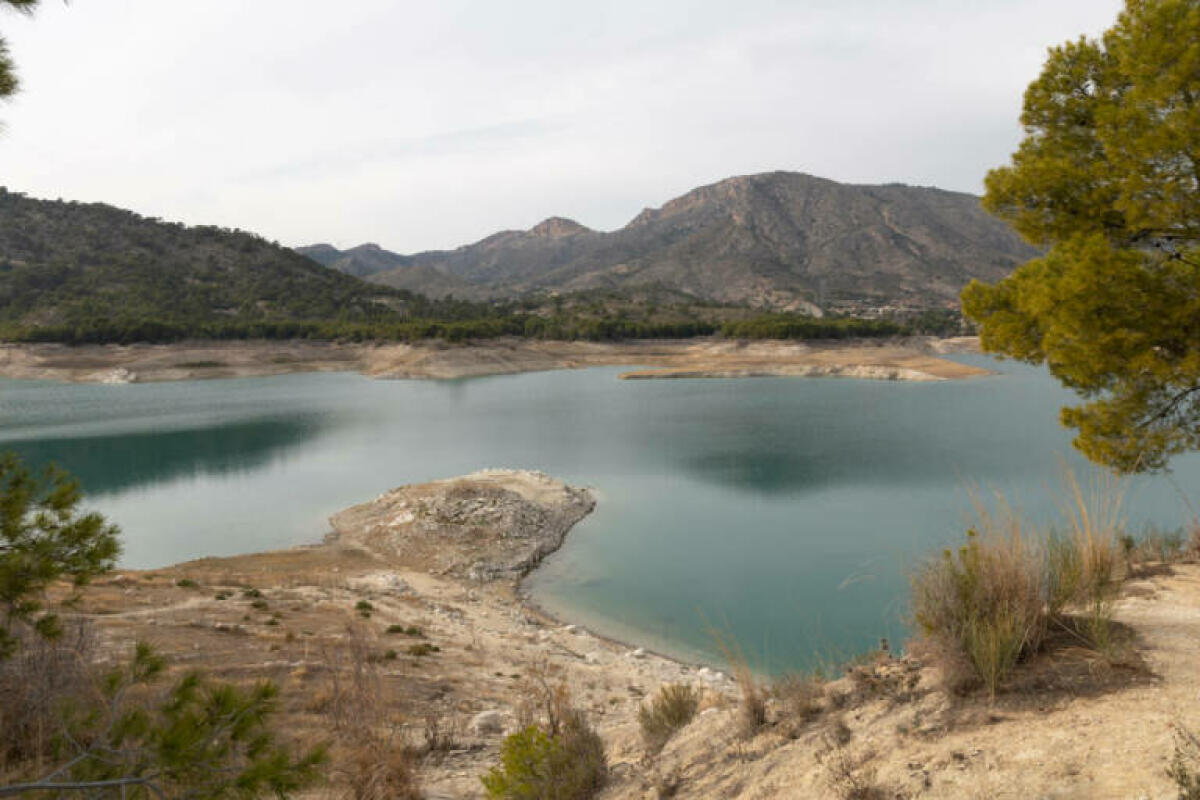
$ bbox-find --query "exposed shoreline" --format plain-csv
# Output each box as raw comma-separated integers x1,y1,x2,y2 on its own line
0,336,988,384
67,469,719,797
54,468,1200,798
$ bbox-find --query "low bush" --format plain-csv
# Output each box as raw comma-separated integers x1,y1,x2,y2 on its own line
385,624,423,637
481,710,607,800
1169,723,1200,800
342,737,421,800
911,477,1124,698
772,673,824,734
638,683,700,754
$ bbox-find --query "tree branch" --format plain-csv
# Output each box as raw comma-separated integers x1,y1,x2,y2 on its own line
1138,384,1200,430
0,777,166,799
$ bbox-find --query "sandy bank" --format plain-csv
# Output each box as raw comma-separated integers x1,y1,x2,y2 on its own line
64,470,717,798
0,336,988,384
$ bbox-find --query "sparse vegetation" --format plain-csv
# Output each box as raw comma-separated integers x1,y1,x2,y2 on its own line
638,683,700,754
772,673,825,736
817,741,890,800
341,736,421,800
407,642,439,657
385,624,423,636
355,600,374,618
911,477,1125,698
174,577,198,589
481,710,607,800
1169,724,1200,800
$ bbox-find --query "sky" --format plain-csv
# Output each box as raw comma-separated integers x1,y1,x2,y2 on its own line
0,0,1124,253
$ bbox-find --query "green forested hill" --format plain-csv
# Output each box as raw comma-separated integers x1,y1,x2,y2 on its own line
0,188,436,342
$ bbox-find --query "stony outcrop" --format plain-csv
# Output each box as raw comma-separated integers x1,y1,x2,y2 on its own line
327,469,595,582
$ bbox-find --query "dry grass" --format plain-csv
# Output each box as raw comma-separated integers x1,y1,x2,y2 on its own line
709,632,768,737
638,683,700,754
817,742,893,800
1168,723,1200,800
0,619,96,776
771,673,825,738
313,624,385,732
338,735,421,800
912,470,1126,699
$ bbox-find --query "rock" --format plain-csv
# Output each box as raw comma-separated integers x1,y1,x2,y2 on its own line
563,624,579,634
630,647,646,659
96,367,136,384
471,710,505,736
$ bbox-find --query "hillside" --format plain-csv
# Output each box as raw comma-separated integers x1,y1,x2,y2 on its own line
0,189,426,341
297,242,493,300
307,172,1038,310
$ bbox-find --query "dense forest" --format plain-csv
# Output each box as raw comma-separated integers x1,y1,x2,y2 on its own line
0,190,968,345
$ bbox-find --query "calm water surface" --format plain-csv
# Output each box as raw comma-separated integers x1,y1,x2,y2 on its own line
2,357,1197,673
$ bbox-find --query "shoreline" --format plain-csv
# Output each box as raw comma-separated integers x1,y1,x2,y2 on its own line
67,469,722,796
0,336,989,384
53,468,1200,797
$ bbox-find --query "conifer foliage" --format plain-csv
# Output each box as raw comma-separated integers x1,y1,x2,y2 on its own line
964,0,1200,472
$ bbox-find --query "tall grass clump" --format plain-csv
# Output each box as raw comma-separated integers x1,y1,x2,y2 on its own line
638,683,700,754
912,471,1126,698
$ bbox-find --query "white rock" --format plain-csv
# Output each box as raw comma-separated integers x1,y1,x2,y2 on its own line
630,647,646,659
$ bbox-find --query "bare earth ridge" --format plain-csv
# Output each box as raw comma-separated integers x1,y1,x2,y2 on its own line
52,469,1200,798
0,336,988,384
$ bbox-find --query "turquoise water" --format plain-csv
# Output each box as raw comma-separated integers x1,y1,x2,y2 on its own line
1,357,1196,673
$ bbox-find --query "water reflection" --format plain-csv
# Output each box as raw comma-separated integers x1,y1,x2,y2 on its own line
4,414,326,497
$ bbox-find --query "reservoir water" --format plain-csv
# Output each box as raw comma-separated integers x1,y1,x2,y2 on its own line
1,355,1197,673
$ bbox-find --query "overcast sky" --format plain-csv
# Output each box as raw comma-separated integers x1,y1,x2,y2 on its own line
0,1,1123,253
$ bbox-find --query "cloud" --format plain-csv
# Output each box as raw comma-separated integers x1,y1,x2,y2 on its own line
0,0,1126,251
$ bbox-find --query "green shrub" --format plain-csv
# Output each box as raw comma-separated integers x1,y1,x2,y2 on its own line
250,599,269,611
242,588,262,599
175,578,198,589
638,683,699,754
386,624,423,637
481,710,607,799
407,643,440,657
355,600,373,618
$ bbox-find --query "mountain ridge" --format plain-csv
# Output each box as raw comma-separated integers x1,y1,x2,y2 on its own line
300,171,1036,310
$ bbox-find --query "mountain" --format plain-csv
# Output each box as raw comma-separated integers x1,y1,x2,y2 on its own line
296,242,492,300
0,189,421,340
308,172,1037,310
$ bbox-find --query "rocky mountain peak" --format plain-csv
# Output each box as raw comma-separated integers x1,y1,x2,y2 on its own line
529,217,592,238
